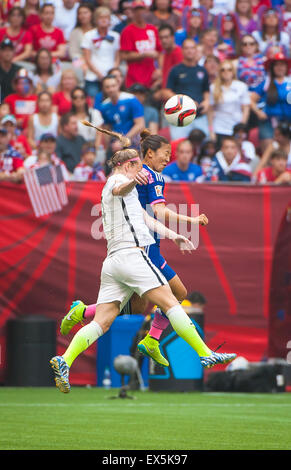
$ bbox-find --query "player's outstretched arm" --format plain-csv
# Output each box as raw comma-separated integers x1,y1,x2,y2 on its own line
153,202,208,226
112,169,148,197
143,210,195,254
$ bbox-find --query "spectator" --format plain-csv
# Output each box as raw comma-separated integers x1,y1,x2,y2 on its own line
53,0,79,42
175,8,203,47
280,0,291,42
250,53,291,149
234,0,258,34
68,3,94,64
0,127,24,182
81,6,120,99
0,7,33,64
113,1,134,34
199,0,216,27
198,27,220,65
252,8,290,57
73,144,106,181
93,66,125,109
129,83,159,134
97,74,145,147
208,60,250,146
236,34,266,90
120,1,162,89
0,38,20,102
55,112,86,174
255,149,291,183
232,122,259,170
4,68,37,131
30,3,66,60
203,136,252,181
144,0,180,31
162,139,203,181
164,38,210,140
215,13,241,60
31,48,62,94
197,138,217,175
254,121,291,178
1,114,31,158
204,54,220,83
27,91,59,149
23,0,41,30
52,68,79,115
70,86,103,145
158,24,183,91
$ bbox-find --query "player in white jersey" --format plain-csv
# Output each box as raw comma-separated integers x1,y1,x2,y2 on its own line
50,144,236,393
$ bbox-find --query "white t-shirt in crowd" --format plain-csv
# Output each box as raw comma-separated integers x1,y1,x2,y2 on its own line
81,29,120,82
53,1,80,40
210,80,251,136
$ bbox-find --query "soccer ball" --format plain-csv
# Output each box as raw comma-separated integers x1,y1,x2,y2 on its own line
164,94,197,127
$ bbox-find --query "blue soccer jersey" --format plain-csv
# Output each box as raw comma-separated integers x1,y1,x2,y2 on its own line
97,92,144,135
137,164,177,282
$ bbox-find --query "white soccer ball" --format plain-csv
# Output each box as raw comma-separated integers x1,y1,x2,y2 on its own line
164,94,197,127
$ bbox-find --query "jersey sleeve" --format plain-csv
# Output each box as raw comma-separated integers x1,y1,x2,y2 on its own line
144,169,166,206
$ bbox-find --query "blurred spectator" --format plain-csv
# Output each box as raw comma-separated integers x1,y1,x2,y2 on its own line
158,24,183,91
162,139,203,181
203,136,252,181
0,38,20,102
251,0,272,19
24,136,69,180
128,83,159,134
250,53,291,149
215,13,241,60
68,3,94,64
53,0,80,42
113,1,134,34
0,127,24,182
93,66,125,109
255,149,291,183
4,68,37,131
55,112,86,173
120,1,162,89
198,28,220,65
252,8,290,57
73,143,106,181
164,38,210,139
204,54,220,83
145,0,180,31
52,68,79,115
199,0,216,27
280,0,291,42
23,0,41,30
81,6,120,98
97,74,145,146
254,121,291,178
236,34,266,90
234,0,258,34
30,3,66,60
197,138,217,174
0,7,33,63
232,122,259,170
27,91,59,149
31,48,62,94
208,60,250,146
70,86,103,146
1,114,31,158
175,7,203,46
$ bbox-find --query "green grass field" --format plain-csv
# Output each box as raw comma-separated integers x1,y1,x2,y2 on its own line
1,387,290,450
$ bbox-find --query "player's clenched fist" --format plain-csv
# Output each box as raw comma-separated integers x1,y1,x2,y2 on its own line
134,169,148,185
198,214,208,226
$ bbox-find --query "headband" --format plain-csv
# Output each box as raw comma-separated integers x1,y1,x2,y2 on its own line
116,157,140,166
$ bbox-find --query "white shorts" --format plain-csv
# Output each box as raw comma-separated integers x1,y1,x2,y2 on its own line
96,247,168,310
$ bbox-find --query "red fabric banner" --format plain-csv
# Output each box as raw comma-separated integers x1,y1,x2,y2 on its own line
0,182,290,384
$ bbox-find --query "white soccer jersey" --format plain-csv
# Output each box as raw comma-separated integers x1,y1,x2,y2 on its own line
101,173,155,255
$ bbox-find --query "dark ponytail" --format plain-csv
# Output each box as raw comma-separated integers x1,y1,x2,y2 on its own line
140,128,169,158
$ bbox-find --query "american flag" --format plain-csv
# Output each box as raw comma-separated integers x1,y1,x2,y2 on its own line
24,164,68,218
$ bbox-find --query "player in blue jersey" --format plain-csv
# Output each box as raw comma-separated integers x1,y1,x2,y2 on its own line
60,128,234,370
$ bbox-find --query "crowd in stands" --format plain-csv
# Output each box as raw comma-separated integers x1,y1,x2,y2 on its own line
0,0,290,185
